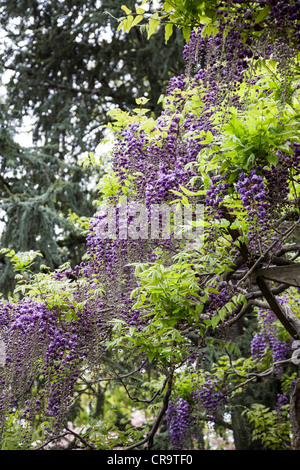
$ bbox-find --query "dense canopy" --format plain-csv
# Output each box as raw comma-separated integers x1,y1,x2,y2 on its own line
1,0,300,451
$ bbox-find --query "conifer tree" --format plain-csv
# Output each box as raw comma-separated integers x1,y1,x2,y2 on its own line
0,94,94,294
0,0,184,295
0,0,184,154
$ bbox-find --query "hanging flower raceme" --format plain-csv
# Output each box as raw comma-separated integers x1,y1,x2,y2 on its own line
251,306,292,374
0,296,109,441
166,398,190,450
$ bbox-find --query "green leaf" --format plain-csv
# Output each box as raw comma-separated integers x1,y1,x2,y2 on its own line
182,26,191,43
170,189,183,197
211,316,220,329
208,287,220,294
147,17,160,39
178,184,205,196
125,15,134,31
163,2,173,14
201,130,214,144
219,308,227,321
219,218,230,228
135,97,149,105
165,23,173,44
121,5,132,15
266,153,278,166
132,15,143,27
254,5,270,25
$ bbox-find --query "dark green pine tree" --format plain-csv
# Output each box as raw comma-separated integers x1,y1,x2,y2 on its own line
0,95,95,295
0,0,185,296
0,0,184,154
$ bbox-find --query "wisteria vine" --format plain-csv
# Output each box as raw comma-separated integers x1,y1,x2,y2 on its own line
0,1,300,450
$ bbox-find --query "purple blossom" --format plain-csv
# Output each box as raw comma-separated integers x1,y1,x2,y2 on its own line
166,398,190,449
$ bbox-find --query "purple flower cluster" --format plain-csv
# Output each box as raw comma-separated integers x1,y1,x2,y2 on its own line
0,296,108,435
251,308,291,372
276,392,289,413
216,0,300,50
271,338,291,368
166,398,190,449
264,144,300,209
207,277,237,319
251,332,268,358
83,58,214,335
183,30,207,71
268,1,300,42
236,170,268,225
204,143,300,252
235,170,271,251
205,174,232,218
193,377,227,422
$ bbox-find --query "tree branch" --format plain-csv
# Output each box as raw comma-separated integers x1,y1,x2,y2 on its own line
64,425,96,450
256,277,300,339
123,368,174,451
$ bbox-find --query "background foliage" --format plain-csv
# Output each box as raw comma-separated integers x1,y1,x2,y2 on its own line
0,0,184,295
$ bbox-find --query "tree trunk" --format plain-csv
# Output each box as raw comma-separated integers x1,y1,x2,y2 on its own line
290,377,300,450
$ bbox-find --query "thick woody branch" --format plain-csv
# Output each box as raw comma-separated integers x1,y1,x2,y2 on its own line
290,377,300,450
220,206,300,340
123,368,174,451
256,277,300,340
